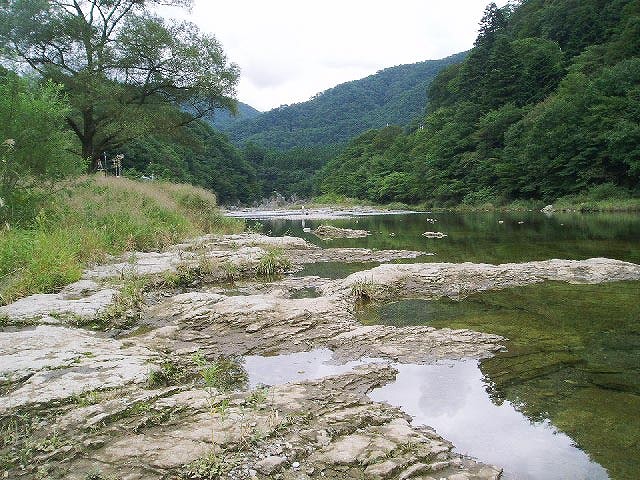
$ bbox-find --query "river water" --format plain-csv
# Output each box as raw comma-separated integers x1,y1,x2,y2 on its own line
250,211,640,480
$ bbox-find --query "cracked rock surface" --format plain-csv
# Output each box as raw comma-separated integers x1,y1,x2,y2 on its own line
2,232,638,479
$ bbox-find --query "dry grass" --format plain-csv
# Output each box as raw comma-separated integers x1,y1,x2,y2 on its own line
0,175,244,304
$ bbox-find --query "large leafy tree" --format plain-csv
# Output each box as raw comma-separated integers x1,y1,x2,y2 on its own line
0,0,239,169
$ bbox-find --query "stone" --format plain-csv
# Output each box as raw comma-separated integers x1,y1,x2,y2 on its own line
0,325,153,411
256,455,287,474
313,225,371,240
541,204,555,215
0,288,116,324
422,231,447,239
2,231,636,480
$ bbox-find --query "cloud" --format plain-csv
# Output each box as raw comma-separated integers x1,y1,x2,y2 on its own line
180,0,509,111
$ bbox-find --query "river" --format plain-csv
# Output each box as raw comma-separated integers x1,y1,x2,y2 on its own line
251,210,640,480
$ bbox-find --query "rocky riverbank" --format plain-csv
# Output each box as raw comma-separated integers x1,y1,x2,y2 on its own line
2,233,639,479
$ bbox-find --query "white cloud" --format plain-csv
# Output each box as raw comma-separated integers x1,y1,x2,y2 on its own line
177,1,509,111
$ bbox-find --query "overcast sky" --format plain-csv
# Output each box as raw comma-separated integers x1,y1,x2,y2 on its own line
179,1,509,111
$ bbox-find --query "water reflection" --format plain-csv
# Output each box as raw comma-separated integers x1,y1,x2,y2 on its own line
242,348,609,480
258,212,640,264
243,348,383,388
369,360,609,480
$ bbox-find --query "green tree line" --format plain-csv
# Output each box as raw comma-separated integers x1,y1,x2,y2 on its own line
320,0,640,206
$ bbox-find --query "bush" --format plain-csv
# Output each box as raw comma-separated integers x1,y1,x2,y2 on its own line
256,248,292,276
0,74,82,226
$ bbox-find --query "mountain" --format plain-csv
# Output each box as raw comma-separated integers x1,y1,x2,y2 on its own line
320,0,640,206
220,52,467,150
204,101,261,130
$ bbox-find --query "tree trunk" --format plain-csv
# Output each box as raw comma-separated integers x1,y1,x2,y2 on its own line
82,108,100,172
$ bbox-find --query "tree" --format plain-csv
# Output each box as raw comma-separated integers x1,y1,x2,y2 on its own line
475,2,508,48
0,73,81,224
0,0,239,170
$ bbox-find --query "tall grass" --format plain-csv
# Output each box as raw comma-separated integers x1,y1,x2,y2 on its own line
0,175,244,304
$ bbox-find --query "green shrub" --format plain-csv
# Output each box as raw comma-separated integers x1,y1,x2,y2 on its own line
256,248,292,276
0,74,82,227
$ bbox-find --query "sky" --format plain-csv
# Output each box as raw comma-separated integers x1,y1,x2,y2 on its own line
175,1,510,112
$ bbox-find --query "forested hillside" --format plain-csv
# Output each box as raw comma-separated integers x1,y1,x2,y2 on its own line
117,121,261,204
204,102,261,131
222,53,467,150
320,0,640,206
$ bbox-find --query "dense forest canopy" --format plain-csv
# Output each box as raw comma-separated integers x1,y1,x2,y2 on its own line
0,0,239,170
1,0,637,208
319,0,640,206
220,53,467,150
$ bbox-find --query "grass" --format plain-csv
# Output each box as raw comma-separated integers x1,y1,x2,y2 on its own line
94,275,148,330
316,184,640,213
553,196,640,212
192,352,248,394
0,175,244,305
147,359,191,388
162,256,216,288
181,450,238,480
350,278,384,303
312,192,411,210
73,389,102,407
255,247,292,276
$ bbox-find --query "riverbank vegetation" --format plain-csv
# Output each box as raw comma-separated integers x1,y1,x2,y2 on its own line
0,52,242,305
312,0,640,208
0,1,246,303
0,176,243,305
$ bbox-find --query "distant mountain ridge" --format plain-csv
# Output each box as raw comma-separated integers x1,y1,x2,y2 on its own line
214,52,467,150
205,101,261,130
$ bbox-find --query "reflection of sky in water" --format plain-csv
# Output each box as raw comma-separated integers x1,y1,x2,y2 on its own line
244,348,384,388
369,360,609,480
244,350,608,480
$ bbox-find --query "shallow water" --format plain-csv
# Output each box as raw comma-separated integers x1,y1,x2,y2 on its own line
368,360,608,480
241,349,611,480
258,211,640,265
251,211,640,479
243,348,383,388
357,281,640,480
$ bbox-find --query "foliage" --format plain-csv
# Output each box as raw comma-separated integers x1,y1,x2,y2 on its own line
147,359,191,388
181,450,237,480
119,121,261,204
221,53,467,150
242,143,337,199
192,352,248,393
351,278,385,303
0,176,244,304
320,0,640,206
0,74,82,224
94,276,148,330
0,0,239,168
74,390,102,408
204,101,261,130
255,248,292,277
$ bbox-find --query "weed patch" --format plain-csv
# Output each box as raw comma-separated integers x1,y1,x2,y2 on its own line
0,176,245,305
147,359,192,388
181,450,238,480
256,248,291,277
351,278,385,303
192,352,248,393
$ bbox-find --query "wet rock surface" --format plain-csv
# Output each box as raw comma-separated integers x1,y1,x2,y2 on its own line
2,232,637,479
326,258,640,301
312,224,371,239
5,365,502,480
